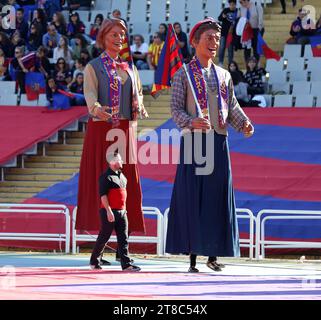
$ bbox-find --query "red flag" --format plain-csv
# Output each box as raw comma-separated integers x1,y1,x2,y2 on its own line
151,24,183,97
242,22,253,42
226,32,233,49
310,36,321,57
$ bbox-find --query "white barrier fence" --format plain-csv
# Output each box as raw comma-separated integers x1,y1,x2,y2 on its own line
0,204,71,254
255,209,321,259
163,208,256,259
71,206,164,256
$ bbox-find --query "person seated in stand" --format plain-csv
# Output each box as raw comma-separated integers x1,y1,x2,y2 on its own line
173,22,190,63
90,14,104,40
130,34,149,70
147,32,164,70
53,57,72,89
68,73,86,106
90,152,141,272
244,56,266,98
42,24,61,58
0,48,9,80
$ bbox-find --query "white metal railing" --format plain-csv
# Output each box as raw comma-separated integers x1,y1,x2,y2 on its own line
256,209,321,259
0,204,70,253
163,207,256,260
72,206,164,255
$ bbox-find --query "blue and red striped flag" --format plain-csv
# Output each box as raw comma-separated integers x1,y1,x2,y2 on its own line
257,33,281,61
151,24,183,97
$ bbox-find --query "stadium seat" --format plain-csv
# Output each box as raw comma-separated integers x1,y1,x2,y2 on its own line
138,70,155,87
38,94,48,107
273,95,293,107
149,0,167,26
310,82,321,96
78,11,90,22
303,45,314,59
270,83,290,95
0,94,18,106
316,95,321,107
283,44,302,58
285,57,305,71
294,95,314,107
110,0,128,18
186,0,205,25
288,70,309,82
266,59,285,72
306,57,321,72
128,0,147,23
131,22,150,37
169,0,186,25
20,94,38,106
310,71,320,82
292,81,311,95
268,71,287,85
205,0,224,19
94,0,112,11
0,81,16,94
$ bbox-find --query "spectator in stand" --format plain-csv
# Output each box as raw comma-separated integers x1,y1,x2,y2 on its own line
147,32,164,70
52,12,67,36
72,57,86,79
173,22,190,63
228,61,245,83
67,11,86,40
111,9,127,27
72,33,89,60
9,45,27,93
80,48,91,64
288,8,316,46
43,0,63,20
53,57,72,88
244,56,266,97
34,46,51,79
68,72,86,106
280,0,297,14
87,41,102,59
90,13,104,40
158,23,168,42
0,31,14,57
218,0,237,66
239,0,264,63
130,34,149,70
53,35,74,67
31,8,48,37
0,48,9,80
16,8,29,41
11,30,26,51
27,23,43,51
17,0,37,22
42,23,61,57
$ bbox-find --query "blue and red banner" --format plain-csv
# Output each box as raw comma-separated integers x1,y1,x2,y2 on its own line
151,24,183,97
309,35,321,57
25,72,46,101
257,33,281,61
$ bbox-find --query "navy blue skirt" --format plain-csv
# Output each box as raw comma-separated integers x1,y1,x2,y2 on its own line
166,131,240,257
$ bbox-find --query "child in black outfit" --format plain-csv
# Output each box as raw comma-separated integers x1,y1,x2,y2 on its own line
90,152,141,272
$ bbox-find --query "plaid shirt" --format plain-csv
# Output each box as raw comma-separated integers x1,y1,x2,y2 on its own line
170,65,250,132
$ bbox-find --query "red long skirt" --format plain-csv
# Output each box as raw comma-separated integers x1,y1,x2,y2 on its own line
76,119,145,233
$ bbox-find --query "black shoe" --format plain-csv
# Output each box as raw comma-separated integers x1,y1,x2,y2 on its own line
122,264,141,272
188,266,199,273
215,262,225,268
281,10,286,14
90,264,102,270
99,258,111,266
206,261,222,272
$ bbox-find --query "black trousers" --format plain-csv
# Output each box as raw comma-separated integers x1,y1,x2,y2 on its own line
244,28,260,63
190,254,217,267
90,208,131,269
280,0,296,12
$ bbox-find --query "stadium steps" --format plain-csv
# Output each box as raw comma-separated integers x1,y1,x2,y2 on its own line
0,95,172,203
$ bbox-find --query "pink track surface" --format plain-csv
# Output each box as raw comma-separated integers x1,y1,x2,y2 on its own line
1,255,321,300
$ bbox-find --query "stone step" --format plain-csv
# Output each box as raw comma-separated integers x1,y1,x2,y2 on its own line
7,168,78,175
46,150,83,157
66,138,84,144
0,181,54,187
0,198,24,204
49,144,83,151
25,162,80,169
5,174,72,181
0,192,36,199
0,186,44,193
26,156,81,163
